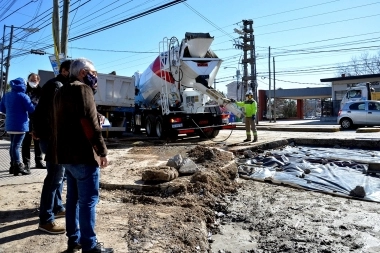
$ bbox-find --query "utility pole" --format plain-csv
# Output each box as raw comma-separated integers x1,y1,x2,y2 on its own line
61,0,70,57
273,56,276,123
234,20,255,96
0,25,40,99
236,69,240,100
0,25,14,99
268,46,272,123
0,25,6,99
53,0,61,63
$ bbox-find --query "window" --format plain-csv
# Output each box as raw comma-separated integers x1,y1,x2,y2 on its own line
347,90,361,99
348,102,365,110
368,102,380,110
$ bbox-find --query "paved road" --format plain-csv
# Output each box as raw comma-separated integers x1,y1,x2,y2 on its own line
1,119,378,186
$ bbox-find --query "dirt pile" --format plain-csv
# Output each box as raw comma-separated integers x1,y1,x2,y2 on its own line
101,144,239,252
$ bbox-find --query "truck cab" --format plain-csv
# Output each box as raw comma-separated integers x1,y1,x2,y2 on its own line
340,82,380,109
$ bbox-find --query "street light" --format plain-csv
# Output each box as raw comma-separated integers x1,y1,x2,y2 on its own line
0,25,39,99
224,66,241,100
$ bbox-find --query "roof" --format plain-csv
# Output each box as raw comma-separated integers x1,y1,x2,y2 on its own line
265,87,331,99
320,74,380,82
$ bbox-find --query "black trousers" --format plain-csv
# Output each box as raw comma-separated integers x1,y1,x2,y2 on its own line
22,133,43,164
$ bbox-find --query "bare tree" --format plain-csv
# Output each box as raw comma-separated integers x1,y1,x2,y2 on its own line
337,51,380,76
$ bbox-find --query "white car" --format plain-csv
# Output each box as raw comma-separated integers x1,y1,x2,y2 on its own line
337,100,380,129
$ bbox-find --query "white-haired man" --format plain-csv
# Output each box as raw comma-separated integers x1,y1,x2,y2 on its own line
52,58,113,253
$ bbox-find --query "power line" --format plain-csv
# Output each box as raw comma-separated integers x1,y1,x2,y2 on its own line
0,0,38,23
256,13,380,36
254,2,380,29
183,2,235,40
69,0,186,41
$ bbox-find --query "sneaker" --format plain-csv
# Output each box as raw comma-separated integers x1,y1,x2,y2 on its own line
82,242,114,253
38,221,65,234
66,244,81,253
55,209,66,218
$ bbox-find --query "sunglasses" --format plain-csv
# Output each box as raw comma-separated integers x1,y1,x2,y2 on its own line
84,68,98,77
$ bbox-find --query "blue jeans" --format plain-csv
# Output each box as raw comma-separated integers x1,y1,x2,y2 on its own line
39,139,65,224
64,164,100,251
9,133,25,163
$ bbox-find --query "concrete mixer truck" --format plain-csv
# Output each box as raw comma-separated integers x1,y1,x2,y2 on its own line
132,32,244,140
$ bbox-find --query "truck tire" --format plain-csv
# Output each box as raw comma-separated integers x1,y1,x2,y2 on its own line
155,116,166,139
202,129,219,139
145,115,157,137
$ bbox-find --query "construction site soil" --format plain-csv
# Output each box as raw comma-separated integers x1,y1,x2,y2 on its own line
1,136,380,253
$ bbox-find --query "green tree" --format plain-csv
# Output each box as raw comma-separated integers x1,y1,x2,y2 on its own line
281,99,297,118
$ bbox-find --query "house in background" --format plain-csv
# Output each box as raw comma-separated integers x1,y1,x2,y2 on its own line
226,81,245,101
320,73,380,116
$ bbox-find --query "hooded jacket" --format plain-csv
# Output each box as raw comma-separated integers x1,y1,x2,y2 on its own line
0,78,35,132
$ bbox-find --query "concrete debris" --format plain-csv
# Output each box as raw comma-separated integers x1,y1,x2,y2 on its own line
243,150,254,158
166,154,183,169
142,166,179,182
178,158,199,175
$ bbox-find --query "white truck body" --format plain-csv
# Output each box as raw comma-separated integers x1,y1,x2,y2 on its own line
94,73,134,107
93,73,135,134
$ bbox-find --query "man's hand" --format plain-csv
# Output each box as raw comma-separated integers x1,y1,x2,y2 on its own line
229,98,236,103
100,156,108,168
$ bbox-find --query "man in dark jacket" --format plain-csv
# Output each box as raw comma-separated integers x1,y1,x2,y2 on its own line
22,73,44,171
52,58,113,253
33,60,72,236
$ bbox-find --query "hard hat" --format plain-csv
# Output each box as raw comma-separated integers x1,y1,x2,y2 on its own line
246,90,253,96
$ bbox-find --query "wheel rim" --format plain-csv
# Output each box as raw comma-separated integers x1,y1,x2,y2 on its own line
341,119,351,129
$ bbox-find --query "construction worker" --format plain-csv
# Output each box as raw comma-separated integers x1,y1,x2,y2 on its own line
234,90,258,142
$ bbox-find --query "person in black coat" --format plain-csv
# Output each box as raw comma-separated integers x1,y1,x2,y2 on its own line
33,60,73,235
22,73,44,171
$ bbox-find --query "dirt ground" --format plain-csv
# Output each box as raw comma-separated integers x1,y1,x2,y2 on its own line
1,138,380,253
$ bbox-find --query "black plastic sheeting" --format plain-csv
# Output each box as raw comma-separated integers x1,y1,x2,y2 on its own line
237,146,380,202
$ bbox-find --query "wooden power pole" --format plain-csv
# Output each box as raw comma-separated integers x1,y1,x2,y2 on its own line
61,0,70,57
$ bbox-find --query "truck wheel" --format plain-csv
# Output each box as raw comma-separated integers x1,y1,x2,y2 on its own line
155,116,166,139
340,118,353,129
145,115,157,137
200,129,219,139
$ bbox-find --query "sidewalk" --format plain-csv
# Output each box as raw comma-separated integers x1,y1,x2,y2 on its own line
0,139,46,186
235,119,340,132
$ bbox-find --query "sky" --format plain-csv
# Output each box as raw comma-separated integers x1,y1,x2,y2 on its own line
1,0,379,94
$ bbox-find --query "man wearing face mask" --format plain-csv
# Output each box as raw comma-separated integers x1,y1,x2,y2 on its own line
33,60,73,236
22,73,44,172
52,58,113,253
